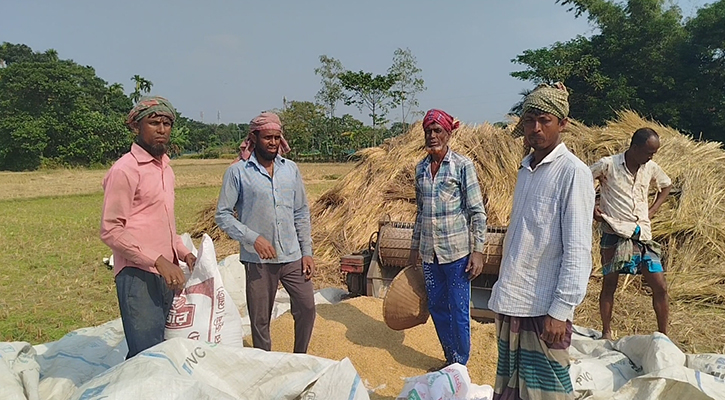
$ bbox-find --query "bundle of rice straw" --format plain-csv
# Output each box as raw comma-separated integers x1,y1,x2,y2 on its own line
309,111,725,304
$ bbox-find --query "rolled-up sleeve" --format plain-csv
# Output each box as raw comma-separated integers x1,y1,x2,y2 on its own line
590,158,608,181
652,162,672,190
215,166,259,247
174,235,191,260
548,166,595,321
461,160,487,253
293,165,313,257
100,168,159,268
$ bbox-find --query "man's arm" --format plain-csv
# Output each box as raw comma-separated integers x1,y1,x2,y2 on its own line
174,234,195,270
461,160,487,279
292,165,313,258
408,165,424,267
100,168,160,268
461,160,487,253
590,158,608,222
214,165,260,247
589,158,607,182
549,166,595,322
649,163,672,219
649,186,671,219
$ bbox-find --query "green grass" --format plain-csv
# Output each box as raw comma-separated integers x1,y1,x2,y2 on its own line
0,160,351,344
0,186,223,343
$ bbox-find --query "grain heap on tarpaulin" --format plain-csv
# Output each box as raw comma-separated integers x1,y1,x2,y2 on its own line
252,296,499,399
192,110,725,352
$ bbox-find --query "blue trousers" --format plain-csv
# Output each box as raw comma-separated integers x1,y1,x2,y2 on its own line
423,254,471,365
115,267,173,359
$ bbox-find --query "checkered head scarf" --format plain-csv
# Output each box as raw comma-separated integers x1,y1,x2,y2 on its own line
423,109,460,133
126,96,176,127
511,82,569,138
237,112,291,162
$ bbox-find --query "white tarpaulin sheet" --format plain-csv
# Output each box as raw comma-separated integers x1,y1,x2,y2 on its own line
569,327,725,400
6,233,724,400
1,325,367,400
1,236,359,400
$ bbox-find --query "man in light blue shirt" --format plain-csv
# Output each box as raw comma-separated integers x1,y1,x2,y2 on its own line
215,112,315,353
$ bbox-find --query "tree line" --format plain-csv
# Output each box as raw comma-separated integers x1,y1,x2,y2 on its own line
1,0,723,170
0,43,425,169
509,0,725,141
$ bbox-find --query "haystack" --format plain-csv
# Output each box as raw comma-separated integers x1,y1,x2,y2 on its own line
190,110,725,351
310,111,725,303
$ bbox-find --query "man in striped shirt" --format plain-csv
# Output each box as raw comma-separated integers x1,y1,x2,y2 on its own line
488,84,595,400
408,109,488,371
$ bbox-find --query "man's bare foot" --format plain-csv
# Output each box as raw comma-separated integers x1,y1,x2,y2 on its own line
601,331,613,340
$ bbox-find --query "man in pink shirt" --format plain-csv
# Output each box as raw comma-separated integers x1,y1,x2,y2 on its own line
100,96,196,358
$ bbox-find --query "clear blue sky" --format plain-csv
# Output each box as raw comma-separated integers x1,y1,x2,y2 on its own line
1,0,711,125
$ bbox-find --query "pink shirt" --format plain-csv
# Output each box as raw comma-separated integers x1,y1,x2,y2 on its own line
100,143,190,276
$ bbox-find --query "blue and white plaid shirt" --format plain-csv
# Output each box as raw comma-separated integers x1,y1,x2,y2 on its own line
411,149,487,264
488,143,595,321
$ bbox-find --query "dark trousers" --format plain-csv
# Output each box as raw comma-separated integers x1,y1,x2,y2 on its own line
246,258,315,353
115,267,173,359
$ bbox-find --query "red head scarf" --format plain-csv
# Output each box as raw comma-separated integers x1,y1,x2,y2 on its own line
423,109,460,133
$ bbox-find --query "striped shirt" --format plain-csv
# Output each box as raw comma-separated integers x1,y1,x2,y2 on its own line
488,143,595,322
215,152,312,264
411,149,487,264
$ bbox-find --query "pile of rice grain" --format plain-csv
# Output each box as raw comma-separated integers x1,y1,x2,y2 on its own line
245,296,498,399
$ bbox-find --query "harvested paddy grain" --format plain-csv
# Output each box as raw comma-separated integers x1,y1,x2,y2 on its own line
248,296,498,399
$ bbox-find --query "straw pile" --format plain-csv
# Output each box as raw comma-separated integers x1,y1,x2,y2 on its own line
191,110,725,351
309,111,725,304
251,296,498,399
310,121,521,288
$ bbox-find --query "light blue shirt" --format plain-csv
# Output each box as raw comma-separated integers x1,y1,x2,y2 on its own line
215,152,313,264
488,143,595,322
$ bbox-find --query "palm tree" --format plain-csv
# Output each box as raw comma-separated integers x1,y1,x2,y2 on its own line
130,75,153,103
508,88,534,117
109,83,124,94
44,49,59,62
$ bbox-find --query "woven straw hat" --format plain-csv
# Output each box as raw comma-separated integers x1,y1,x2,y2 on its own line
383,266,430,330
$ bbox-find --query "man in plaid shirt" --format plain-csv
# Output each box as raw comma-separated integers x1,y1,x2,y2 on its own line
408,109,487,371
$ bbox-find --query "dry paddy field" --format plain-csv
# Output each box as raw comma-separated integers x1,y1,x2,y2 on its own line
0,160,353,343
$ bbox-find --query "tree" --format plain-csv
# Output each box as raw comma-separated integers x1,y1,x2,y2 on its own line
338,70,399,132
278,101,327,154
508,88,535,116
130,75,153,103
0,42,37,65
511,0,690,130
169,125,190,157
680,1,725,138
0,43,132,170
314,55,346,119
388,48,426,124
